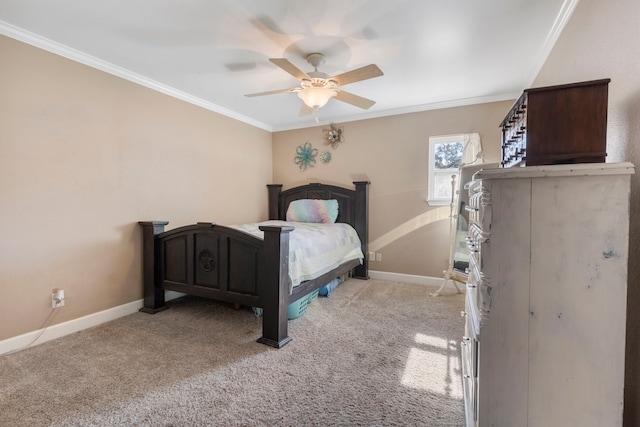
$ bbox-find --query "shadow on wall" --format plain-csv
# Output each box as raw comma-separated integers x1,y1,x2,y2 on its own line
621,87,640,427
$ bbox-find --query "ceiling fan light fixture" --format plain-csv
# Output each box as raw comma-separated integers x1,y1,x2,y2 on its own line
246,53,382,113
297,78,338,109
297,86,337,109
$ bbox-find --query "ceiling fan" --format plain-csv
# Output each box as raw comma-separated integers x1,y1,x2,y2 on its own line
245,53,383,116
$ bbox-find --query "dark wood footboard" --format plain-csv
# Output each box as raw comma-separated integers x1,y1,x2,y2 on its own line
139,221,295,348
139,181,369,348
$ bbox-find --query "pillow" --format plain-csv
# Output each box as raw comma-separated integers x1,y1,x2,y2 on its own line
286,199,339,223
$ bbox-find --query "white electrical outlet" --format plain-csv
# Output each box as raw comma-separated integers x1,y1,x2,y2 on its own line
376,253,382,262
52,288,65,308
368,251,375,261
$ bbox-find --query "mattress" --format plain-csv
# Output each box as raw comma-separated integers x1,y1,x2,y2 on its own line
230,220,364,290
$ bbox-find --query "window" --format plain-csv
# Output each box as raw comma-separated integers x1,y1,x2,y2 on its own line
427,133,483,206
427,134,465,206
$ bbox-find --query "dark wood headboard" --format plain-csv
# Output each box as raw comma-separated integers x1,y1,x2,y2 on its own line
267,181,370,279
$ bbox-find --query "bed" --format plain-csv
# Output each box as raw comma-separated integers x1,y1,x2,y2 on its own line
138,181,369,348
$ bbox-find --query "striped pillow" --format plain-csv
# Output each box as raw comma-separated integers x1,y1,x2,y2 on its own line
286,199,339,223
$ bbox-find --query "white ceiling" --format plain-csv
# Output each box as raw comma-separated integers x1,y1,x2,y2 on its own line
0,0,578,131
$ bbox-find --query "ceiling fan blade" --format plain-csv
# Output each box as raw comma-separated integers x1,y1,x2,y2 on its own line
269,58,310,81
299,103,314,116
245,87,299,97
332,64,383,86
334,90,376,109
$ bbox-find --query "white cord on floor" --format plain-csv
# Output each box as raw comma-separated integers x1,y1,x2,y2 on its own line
0,308,60,356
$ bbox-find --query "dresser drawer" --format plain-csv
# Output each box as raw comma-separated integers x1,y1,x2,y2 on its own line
462,312,478,427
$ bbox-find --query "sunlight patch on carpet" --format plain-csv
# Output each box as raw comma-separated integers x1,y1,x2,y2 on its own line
401,333,463,399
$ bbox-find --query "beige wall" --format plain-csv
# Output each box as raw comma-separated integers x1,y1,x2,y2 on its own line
273,102,511,278
0,36,272,341
530,0,640,424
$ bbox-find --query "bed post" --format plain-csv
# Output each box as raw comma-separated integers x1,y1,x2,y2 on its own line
267,184,283,220
138,221,170,313
257,224,294,348
353,181,370,280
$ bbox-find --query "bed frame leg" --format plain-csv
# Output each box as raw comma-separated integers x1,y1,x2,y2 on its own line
138,221,170,314
257,224,294,348
352,180,370,280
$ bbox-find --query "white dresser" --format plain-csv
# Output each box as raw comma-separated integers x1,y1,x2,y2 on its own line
461,162,634,427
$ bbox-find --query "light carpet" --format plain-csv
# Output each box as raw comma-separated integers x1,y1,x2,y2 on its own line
0,279,465,426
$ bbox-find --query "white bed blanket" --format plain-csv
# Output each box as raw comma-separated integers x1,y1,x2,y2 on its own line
229,220,364,290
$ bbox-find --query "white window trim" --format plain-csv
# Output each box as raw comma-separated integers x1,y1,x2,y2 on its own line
427,132,483,206
427,134,465,206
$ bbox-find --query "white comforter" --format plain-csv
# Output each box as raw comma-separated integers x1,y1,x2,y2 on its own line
229,220,364,290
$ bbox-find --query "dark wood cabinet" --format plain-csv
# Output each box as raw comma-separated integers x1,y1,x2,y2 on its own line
500,79,610,167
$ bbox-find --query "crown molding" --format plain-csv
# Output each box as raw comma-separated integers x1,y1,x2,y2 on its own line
524,0,581,87
0,20,273,132
2,0,579,135
272,92,520,132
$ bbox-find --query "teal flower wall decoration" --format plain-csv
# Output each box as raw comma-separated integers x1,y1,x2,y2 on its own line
294,142,318,170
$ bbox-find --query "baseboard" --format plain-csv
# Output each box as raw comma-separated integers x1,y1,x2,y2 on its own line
368,270,444,287
1,274,448,355
0,291,184,356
